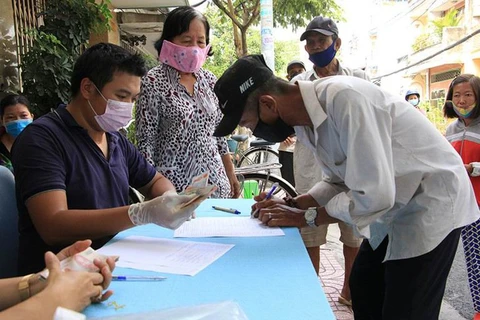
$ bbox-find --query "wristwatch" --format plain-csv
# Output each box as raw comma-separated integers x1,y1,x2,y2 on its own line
304,207,318,227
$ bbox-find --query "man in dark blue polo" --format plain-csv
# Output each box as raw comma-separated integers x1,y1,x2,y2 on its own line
12,43,199,275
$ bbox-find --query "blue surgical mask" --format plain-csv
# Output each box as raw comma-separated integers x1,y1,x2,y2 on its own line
5,119,33,138
408,98,419,107
308,40,337,68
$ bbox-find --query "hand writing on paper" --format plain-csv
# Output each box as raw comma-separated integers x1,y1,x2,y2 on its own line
250,191,285,218
258,204,307,228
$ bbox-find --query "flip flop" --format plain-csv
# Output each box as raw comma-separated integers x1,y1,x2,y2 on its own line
338,295,352,307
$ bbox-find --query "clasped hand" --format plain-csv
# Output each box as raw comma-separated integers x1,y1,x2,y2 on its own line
251,192,307,228
43,240,115,312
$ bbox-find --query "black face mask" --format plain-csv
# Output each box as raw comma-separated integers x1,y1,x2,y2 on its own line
253,118,295,142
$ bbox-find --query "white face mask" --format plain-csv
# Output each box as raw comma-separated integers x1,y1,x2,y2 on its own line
88,84,134,132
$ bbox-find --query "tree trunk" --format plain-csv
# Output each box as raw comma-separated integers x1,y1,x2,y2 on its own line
232,23,243,58
240,27,248,57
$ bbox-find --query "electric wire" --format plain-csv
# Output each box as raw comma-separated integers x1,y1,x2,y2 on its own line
190,0,210,8
372,28,480,80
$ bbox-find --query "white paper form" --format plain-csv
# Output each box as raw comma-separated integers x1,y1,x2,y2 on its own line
174,217,285,238
97,236,234,276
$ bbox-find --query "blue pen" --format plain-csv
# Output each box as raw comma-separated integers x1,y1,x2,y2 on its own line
212,206,241,214
251,182,279,218
112,275,166,281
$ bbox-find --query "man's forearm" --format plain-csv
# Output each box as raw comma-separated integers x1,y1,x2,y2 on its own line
35,206,134,246
293,193,320,210
142,173,176,199
290,196,340,225
315,207,340,225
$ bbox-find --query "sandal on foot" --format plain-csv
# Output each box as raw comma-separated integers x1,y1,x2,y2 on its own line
338,295,352,306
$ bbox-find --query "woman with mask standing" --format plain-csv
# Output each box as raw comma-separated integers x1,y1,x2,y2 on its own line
444,74,480,320
405,89,420,107
405,89,427,116
136,6,240,198
0,94,34,172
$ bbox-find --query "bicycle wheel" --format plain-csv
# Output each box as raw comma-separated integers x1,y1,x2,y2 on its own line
239,173,297,199
238,148,281,176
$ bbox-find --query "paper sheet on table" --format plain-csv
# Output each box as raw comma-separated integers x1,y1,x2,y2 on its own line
97,236,234,276
174,217,285,238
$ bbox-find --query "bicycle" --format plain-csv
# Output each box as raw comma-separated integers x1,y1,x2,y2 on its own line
128,131,297,203
228,134,297,199
229,135,279,167
235,163,297,199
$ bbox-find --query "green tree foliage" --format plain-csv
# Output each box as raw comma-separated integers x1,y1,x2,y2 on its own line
210,0,342,57
421,99,455,135
21,0,112,117
432,8,461,37
0,22,20,96
141,52,160,71
204,6,302,78
412,8,461,52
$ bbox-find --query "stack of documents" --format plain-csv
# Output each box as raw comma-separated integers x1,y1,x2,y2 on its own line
97,236,233,276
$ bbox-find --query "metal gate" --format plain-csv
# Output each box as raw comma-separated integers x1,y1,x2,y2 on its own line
11,0,45,74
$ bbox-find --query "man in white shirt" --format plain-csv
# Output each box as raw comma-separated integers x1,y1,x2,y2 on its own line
292,16,367,305
213,54,480,320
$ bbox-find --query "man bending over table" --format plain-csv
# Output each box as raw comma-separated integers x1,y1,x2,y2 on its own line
212,54,480,320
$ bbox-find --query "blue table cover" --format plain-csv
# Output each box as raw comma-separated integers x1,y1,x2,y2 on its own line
84,199,335,319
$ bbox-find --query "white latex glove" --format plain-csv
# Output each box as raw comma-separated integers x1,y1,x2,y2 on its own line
128,191,200,229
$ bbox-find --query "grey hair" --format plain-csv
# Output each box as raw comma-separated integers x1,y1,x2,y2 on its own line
244,76,290,114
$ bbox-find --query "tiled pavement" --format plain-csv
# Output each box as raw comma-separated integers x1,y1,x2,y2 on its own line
317,224,467,320
318,247,354,320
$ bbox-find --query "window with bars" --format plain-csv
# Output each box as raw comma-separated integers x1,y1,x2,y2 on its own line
430,69,461,83
11,0,45,67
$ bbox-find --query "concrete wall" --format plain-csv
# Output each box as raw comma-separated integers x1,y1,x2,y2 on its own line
89,9,120,46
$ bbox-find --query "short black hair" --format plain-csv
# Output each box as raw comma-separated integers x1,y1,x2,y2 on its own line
70,43,147,97
245,77,290,115
154,6,213,57
0,94,31,117
443,74,480,119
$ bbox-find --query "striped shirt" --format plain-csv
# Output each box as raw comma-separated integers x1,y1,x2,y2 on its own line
446,117,480,204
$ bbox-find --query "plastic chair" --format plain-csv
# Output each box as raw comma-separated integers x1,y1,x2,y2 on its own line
0,166,18,278
243,180,259,199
